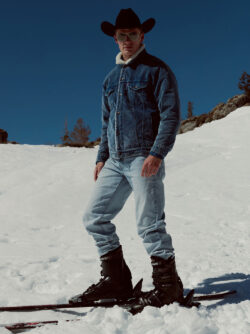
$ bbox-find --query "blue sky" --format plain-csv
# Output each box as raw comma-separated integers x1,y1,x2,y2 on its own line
0,0,249,144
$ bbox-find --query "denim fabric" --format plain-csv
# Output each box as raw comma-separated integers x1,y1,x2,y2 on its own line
96,49,181,164
83,156,174,260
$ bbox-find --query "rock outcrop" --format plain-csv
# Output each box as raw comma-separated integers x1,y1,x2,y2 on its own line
179,94,250,134
0,129,8,143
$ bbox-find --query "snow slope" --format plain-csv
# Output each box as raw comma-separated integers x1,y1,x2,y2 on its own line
0,106,249,333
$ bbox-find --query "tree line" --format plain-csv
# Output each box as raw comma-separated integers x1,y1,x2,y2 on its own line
1,72,249,145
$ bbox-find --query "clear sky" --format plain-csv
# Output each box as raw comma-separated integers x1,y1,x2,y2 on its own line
1,0,250,145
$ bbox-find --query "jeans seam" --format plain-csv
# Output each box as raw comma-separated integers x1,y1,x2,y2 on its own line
150,173,166,255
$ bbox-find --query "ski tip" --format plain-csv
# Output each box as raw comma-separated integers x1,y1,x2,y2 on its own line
132,279,143,297
193,289,237,302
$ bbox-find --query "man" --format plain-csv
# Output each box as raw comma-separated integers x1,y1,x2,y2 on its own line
70,8,183,309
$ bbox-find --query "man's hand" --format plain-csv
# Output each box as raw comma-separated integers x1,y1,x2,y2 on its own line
141,155,162,177
94,162,105,181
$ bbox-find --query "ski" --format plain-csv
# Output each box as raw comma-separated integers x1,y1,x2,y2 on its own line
0,288,237,333
179,288,237,308
2,319,80,333
0,297,141,312
0,300,102,312
0,287,236,313
193,289,237,301
0,279,143,313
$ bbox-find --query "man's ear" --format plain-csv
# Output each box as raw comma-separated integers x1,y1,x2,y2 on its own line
113,33,118,44
140,32,144,43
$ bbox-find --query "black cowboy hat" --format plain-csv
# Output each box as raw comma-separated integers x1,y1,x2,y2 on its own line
101,8,156,37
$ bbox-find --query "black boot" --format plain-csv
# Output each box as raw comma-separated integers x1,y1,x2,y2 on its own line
138,256,183,308
69,246,133,303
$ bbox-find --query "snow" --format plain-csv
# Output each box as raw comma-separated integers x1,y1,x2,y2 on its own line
0,106,250,333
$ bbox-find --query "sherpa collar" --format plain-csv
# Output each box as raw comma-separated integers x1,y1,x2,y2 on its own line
115,44,145,65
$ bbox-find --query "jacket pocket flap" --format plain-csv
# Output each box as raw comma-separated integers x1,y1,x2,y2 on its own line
128,82,148,91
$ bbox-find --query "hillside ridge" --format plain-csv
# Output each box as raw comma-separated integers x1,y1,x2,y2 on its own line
179,94,250,134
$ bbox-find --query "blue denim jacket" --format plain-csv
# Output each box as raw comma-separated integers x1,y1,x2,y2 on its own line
96,49,181,164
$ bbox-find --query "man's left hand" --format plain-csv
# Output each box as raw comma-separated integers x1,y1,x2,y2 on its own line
141,155,162,177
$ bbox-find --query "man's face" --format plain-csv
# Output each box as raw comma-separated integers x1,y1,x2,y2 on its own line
114,28,144,60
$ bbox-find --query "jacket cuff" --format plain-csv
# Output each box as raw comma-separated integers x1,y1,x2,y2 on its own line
149,151,164,159
96,153,109,165
96,160,104,165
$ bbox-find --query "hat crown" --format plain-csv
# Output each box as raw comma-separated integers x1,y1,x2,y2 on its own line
115,8,141,29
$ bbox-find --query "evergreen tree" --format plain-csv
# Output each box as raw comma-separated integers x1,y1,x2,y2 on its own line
187,101,193,118
61,120,71,145
61,118,91,146
70,118,91,145
238,71,250,97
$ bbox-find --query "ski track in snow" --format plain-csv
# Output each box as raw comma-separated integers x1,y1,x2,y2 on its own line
0,106,249,333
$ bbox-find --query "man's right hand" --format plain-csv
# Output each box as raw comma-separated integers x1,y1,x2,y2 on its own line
94,162,105,181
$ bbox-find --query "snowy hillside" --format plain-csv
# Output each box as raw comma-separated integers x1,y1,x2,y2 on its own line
0,106,249,333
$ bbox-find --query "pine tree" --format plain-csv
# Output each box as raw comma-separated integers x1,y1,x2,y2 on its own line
69,118,91,146
61,118,91,146
238,72,250,97
61,120,71,145
187,101,193,118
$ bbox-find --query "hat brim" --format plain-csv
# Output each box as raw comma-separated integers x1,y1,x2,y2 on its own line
141,18,155,34
101,22,116,37
101,18,156,37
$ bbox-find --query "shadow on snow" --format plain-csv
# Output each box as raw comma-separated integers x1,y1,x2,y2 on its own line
184,272,250,309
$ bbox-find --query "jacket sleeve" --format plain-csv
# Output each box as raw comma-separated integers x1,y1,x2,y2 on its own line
149,66,181,159
96,85,110,164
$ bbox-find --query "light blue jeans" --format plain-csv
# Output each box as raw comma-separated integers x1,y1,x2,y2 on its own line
83,156,174,260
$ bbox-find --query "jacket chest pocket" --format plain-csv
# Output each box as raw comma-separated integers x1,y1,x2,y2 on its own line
127,82,148,101
127,82,156,110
